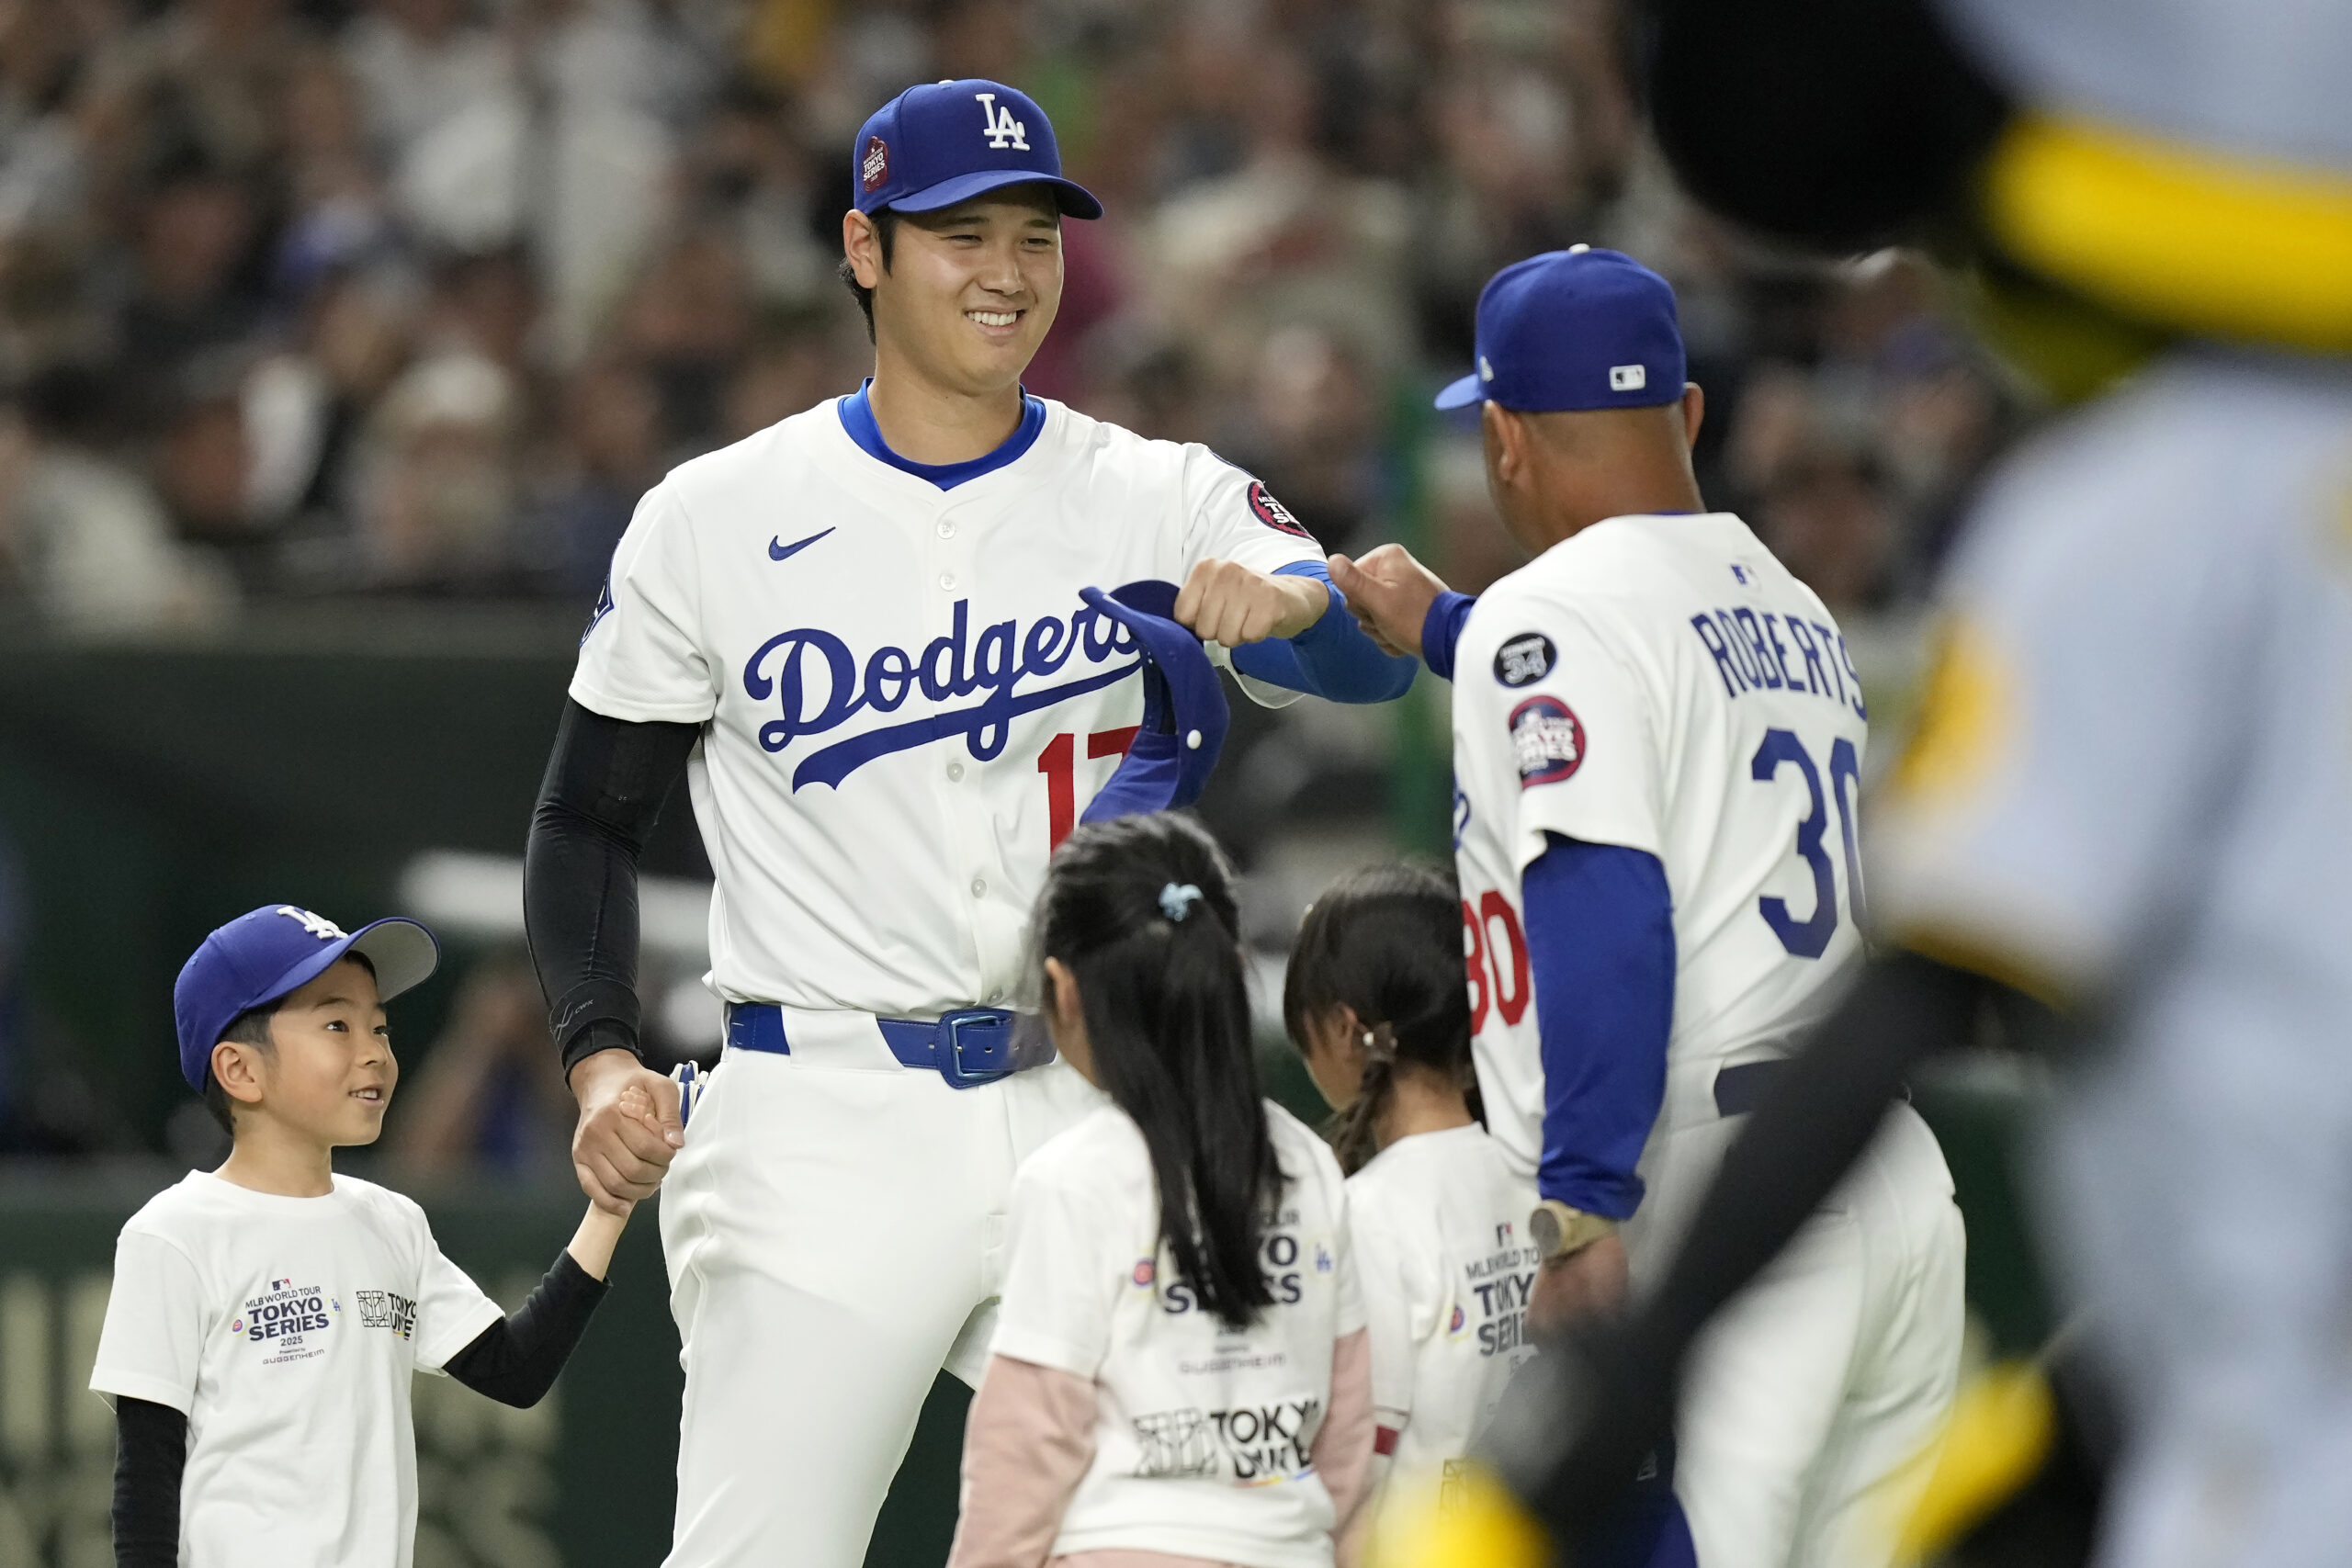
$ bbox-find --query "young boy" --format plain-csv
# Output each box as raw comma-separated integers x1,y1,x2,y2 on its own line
89,903,675,1565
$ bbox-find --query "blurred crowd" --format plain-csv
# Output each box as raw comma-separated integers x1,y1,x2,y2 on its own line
0,0,2025,637
0,0,2034,1171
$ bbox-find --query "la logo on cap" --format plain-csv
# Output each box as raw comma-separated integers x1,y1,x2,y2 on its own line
277,906,346,940
1610,364,1646,391
976,91,1028,151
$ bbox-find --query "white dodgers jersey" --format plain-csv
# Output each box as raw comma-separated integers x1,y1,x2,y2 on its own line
1450,513,1869,1246
573,397,1320,1016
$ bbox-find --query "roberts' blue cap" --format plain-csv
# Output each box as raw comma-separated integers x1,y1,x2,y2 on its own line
853,79,1102,220
1434,246,1686,412
174,905,440,1090
1078,581,1230,824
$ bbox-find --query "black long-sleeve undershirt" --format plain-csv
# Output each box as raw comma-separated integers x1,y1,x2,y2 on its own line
442,1247,611,1406
112,1249,608,1563
1499,949,2046,1540
524,698,700,1075
111,1397,184,1568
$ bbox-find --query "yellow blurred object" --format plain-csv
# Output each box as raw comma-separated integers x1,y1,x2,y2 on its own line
1369,1462,1552,1568
1984,114,2352,355
741,0,833,88
1887,615,2012,812
1890,1360,2059,1565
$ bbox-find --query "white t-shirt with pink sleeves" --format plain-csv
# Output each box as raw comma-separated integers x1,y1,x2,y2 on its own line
990,1101,1364,1568
88,1171,506,1568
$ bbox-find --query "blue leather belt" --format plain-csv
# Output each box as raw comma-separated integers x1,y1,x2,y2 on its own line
723,1003,1026,1089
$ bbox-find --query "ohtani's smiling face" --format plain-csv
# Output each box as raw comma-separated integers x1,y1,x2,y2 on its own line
862,189,1064,397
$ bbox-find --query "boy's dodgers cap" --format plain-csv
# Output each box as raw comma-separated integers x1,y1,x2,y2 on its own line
1434,246,1686,412
174,906,440,1089
1077,581,1230,825
853,79,1102,220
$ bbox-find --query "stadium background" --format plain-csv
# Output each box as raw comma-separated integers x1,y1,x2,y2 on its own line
0,0,2048,1561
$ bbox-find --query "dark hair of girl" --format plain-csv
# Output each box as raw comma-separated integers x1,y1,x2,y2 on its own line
1031,812,1278,1332
1283,863,1475,1175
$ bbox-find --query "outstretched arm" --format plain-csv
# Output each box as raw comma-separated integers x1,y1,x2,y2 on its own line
1491,951,2029,1544
1328,547,1475,677
1177,558,1420,703
524,698,697,1211
441,1205,629,1409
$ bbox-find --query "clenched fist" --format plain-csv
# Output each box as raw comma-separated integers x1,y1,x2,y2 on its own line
1173,558,1329,646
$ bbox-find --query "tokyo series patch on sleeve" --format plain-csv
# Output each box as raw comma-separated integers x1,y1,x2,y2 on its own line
1247,481,1313,539
1510,695,1586,787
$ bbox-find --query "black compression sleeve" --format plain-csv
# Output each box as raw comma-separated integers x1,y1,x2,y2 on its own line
524,698,701,1076
113,1396,186,1567
441,1249,612,1408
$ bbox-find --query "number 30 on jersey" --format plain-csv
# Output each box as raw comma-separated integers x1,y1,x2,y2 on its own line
1459,725,1866,1031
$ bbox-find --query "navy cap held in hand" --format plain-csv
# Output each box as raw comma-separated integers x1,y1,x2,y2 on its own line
174,905,440,1090
1434,246,1686,413
854,79,1102,220
1077,581,1230,825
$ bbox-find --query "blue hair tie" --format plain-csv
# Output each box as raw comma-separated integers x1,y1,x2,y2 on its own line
1159,883,1204,922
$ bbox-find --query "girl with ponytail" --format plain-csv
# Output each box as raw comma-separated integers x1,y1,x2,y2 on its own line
1282,863,1545,1537
947,812,1375,1568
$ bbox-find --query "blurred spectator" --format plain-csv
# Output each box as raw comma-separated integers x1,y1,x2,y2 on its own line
0,363,232,630
719,321,860,444
115,148,267,420
388,953,576,1179
0,0,2018,627
532,354,661,593
355,346,516,586
1755,441,1898,618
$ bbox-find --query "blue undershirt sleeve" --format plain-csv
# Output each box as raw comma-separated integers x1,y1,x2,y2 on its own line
1226,561,1419,703
1420,590,1477,682
1522,832,1677,1218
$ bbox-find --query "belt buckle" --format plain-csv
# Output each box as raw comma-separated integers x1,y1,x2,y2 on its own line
939,1009,1016,1089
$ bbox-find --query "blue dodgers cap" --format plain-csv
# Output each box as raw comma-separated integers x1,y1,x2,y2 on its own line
853,78,1102,220
174,905,440,1090
1434,246,1686,412
1078,581,1230,824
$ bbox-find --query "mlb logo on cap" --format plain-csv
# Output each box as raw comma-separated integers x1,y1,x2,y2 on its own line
1436,246,1686,414
852,79,1102,220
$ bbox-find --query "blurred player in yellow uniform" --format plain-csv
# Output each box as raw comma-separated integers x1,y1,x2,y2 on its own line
1449,3,2352,1567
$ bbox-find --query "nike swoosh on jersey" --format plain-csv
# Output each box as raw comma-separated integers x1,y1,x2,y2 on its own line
768,528,835,561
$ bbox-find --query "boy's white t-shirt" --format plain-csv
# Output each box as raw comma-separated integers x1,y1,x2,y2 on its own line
88,1171,507,1568
992,1101,1364,1568
1345,1125,1541,1521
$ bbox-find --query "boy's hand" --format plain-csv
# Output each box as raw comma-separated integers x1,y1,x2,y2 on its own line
569,1049,683,1215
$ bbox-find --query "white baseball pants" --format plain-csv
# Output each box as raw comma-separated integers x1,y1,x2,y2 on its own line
1631,1097,1966,1568
656,1041,1102,1568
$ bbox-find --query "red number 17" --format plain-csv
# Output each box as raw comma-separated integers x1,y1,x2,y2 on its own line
1037,728,1142,851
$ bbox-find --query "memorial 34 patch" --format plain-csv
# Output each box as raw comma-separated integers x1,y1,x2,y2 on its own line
1494,632,1555,687
1510,695,1585,786
1248,481,1313,539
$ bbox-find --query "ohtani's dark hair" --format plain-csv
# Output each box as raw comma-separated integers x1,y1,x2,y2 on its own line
1032,812,1278,1332
836,209,901,342
1283,863,1475,1174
